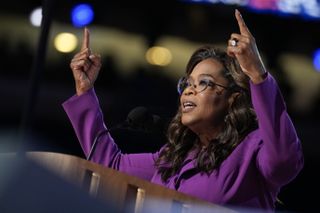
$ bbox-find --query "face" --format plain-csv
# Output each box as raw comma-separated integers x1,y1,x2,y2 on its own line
180,58,230,134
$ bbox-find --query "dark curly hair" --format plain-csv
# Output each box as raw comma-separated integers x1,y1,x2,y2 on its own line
155,45,258,182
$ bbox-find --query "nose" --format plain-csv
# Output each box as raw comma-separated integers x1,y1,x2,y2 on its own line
183,84,196,95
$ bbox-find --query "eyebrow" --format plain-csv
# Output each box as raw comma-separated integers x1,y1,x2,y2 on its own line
197,73,217,80
199,73,214,78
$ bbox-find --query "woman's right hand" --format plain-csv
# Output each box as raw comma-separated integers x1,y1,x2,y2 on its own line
70,27,101,96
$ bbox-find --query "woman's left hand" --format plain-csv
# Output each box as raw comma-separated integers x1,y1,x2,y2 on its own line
227,9,267,84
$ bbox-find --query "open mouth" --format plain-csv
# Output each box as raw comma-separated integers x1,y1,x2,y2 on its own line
182,101,197,112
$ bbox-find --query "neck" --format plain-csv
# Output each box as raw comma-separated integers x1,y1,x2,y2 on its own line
196,125,222,147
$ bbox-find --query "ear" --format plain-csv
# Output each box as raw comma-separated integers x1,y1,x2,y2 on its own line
227,92,240,108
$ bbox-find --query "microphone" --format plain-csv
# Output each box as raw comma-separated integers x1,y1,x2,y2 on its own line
86,106,162,161
126,106,162,133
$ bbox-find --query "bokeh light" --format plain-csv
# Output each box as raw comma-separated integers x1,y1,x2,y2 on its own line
145,46,172,66
71,4,94,27
29,7,42,27
54,33,78,53
313,49,320,72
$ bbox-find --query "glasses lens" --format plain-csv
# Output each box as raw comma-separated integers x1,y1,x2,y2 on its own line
198,79,209,93
177,77,186,95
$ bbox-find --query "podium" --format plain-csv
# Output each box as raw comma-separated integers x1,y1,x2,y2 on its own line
0,152,236,213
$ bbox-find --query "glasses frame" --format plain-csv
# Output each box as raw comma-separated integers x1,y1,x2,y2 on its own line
177,76,230,95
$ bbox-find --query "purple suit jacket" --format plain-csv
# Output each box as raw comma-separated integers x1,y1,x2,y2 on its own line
63,73,303,211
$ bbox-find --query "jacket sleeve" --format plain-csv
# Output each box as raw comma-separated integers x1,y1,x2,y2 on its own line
250,73,304,187
62,88,159,181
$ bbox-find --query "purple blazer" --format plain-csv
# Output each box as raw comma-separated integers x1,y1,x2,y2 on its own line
63,73,303,211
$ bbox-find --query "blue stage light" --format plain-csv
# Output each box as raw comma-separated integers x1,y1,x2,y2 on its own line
313,49,320,72
71,4,94,27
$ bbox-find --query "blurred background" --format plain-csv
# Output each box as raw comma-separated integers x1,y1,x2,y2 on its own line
0,0,319,212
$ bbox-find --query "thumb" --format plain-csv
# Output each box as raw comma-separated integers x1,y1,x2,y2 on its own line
89,54,101,67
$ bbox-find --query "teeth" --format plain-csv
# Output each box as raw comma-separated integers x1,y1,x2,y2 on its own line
183,101,196,108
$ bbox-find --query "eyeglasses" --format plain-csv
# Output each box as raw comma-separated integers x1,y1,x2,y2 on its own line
177,76,229,95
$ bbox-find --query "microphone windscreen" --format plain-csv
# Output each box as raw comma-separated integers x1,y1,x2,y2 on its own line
127,106,150,125
126,106,162,132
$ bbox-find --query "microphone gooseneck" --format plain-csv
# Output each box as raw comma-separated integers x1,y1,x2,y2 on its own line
86,106,162,161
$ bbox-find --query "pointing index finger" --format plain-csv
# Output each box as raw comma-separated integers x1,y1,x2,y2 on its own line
81,27,90,50
235,9,251,36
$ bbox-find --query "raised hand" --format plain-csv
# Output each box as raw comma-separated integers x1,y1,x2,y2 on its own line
227,9,267,84
70,27,102,95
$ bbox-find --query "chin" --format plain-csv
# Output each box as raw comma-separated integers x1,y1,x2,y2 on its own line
181,114,190,125
181,115,198,129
